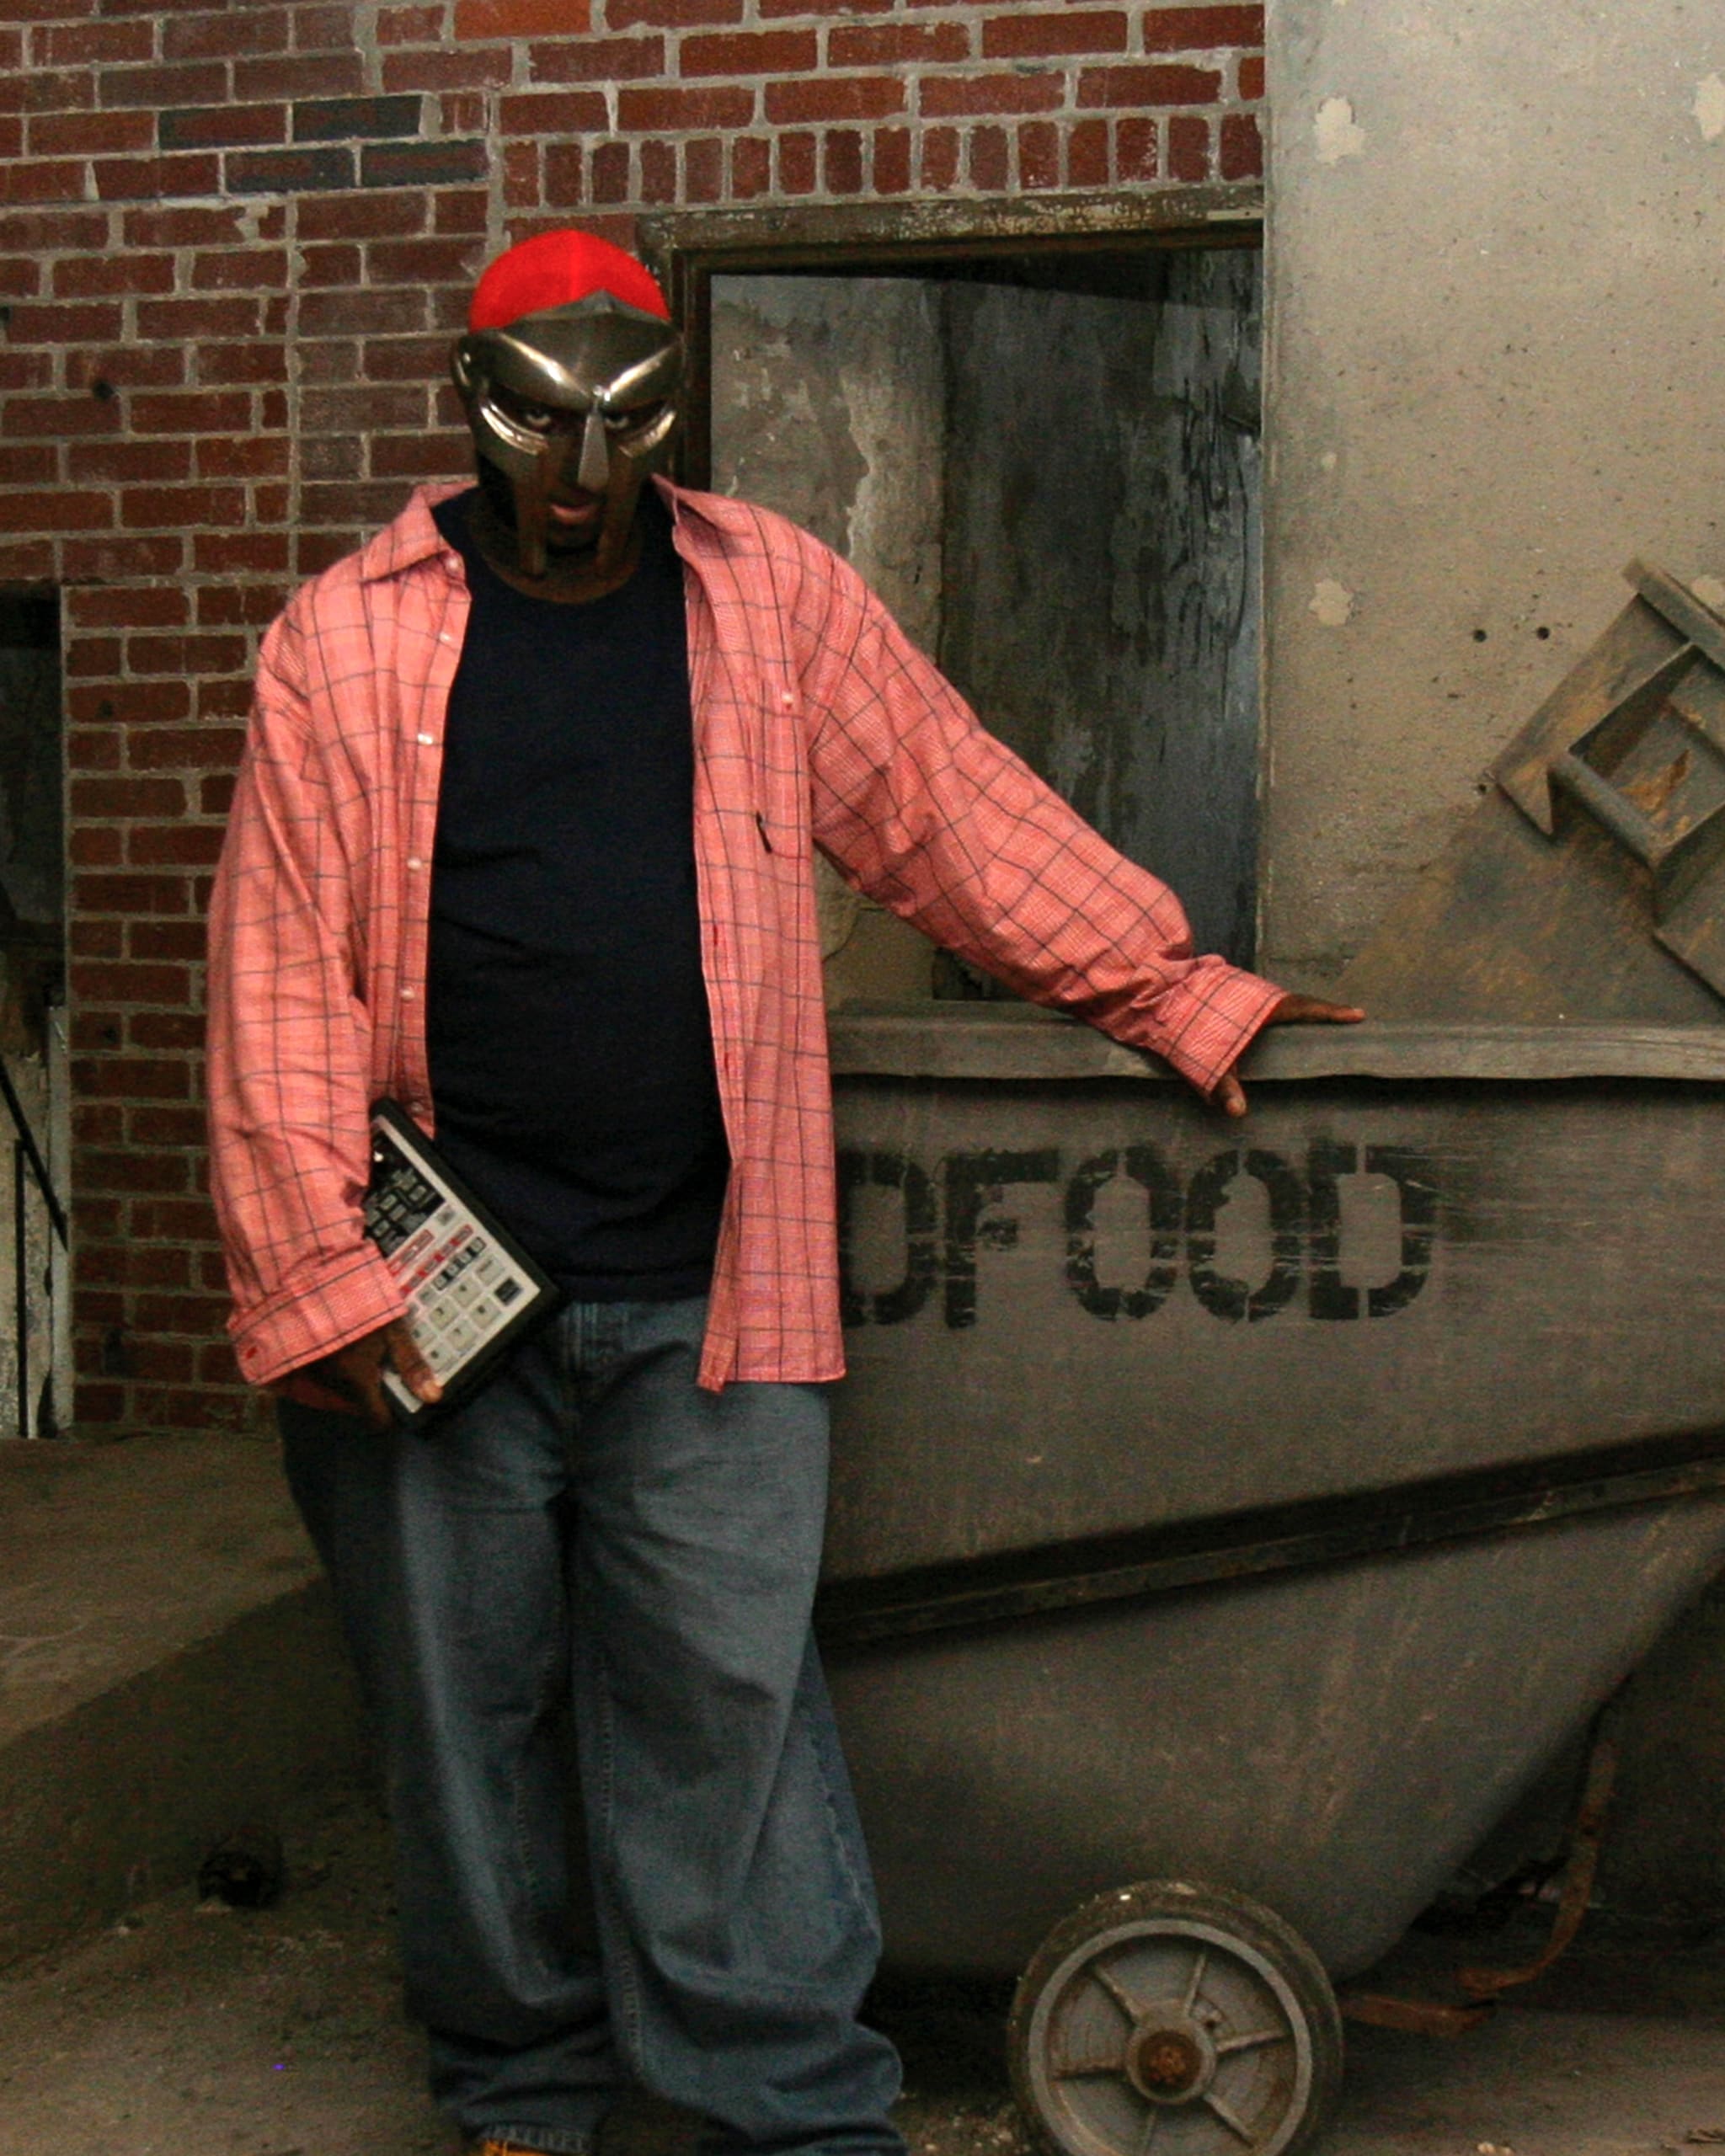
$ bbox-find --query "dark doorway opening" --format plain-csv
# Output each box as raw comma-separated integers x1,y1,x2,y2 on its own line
646,192,1264,994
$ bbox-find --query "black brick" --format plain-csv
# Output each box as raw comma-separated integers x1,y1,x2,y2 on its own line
293,95,425,144
360,139,489,189
226,147,355,195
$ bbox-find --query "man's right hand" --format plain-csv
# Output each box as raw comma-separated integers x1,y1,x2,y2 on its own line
277,1316,443,1428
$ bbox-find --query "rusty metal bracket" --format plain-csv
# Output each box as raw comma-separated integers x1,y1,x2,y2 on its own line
1455,1698,1624,2002
1338,1991,1491,2038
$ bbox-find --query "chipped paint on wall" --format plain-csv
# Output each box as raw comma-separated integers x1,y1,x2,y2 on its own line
1315,95,1367,162
1310,579,1355,627
1695,72,1725,142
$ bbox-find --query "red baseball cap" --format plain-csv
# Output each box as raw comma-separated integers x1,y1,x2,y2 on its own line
468,229,671,333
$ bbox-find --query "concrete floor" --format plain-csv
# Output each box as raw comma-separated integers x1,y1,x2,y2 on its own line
2,1788,1723,2156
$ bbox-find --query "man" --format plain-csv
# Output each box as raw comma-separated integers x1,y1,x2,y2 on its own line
207,230,1359,2156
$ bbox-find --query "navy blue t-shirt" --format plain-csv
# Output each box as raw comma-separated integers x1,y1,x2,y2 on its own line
425,488,729,1299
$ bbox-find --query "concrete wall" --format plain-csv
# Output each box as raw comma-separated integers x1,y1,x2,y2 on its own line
1262,0,1725,980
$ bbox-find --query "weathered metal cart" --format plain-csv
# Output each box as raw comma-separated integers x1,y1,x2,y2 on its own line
816,1005,1725,2156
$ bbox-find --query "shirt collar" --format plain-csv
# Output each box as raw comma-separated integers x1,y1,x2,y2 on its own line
355,474,755,584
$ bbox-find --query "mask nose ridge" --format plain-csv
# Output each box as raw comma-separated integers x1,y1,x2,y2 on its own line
576,408,611,494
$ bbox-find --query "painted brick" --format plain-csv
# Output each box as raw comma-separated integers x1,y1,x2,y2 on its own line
921,125,959,189
5,301,125,343
827,21,969,66
1068,114,1109,185
529,34,665,80
0,162,92,203
609,0,740,26
435,189,490,231
163,9,292,61
686,134,724,201
235,55,367,100
590,140,631,203
137,297,263,339
63,534,189,579
302,384,428,431
0,209,110,248
872,125,910,193
983,11,1128,59
296,5,366,50
1167,109,1210,178
1018,119,1060,189
32,22,154,64
67,681,193,726
52,253,174,299
681,28,818,76
161,104,290,151
1,163,102,205
125,205,252,247
297,191,426,238
2,393,120,440
378,7,446,44
0,488,112,532
131,391,254,435
456,0,590,31
73,873,192,910
730,134,771,198
1219,109,1261,178
127,819,227,864
1239,53,1264,99
366,334,459,380
442,90,489,132
1142,7,1263,53
7,72,96,118
380,45,512,90
764,75,905,123
1078,62,1221,105
361,138,489,186
193,248,291,291
760,0,891,16
969,122,1008,189
499,90,611,132
369,235,487,282
1116,113,1158,179
29,111,153,156
100,62,229,110
195,344,293,387
919,72,1064,118
823,127,862,192
127,728,248,771
617,84,755,130
294,94,425,141
640,138,676,203
370,430,471,477
227,145,355,191
777,131,817,194
93,153,224,200
505,138,542,205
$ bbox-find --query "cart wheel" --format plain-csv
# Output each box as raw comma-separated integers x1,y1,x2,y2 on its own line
1008,1880,1343,2156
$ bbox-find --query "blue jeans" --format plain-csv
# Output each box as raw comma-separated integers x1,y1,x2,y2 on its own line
280,1296,904,2156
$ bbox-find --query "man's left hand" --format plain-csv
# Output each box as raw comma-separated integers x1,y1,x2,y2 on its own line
1214,993,1365,1118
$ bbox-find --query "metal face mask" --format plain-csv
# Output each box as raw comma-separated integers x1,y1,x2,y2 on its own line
451,291,684,580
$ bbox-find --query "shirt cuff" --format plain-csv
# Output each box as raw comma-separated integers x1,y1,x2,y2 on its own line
1140,963,1286,1097
228,1244,408,1390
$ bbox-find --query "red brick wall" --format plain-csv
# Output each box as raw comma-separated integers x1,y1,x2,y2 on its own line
0,0,1263,1438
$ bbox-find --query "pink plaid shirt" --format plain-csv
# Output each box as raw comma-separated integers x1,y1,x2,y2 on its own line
206,479,1284,1391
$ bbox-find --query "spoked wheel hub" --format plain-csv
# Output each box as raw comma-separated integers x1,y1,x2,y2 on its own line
1008,1881,1344,2156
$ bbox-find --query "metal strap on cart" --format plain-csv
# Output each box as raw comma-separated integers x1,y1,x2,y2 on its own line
816,1422,1725,1651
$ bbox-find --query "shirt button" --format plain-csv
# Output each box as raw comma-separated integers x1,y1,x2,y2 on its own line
417,732,435,745
407,857,424,871
400,986,415,1000
442,553,461,574
781,691,794,707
